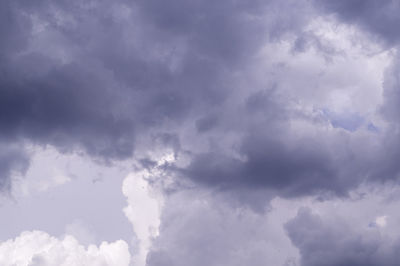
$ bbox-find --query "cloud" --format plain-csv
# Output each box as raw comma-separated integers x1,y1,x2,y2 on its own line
0,142,29,194
0,0,312,192
0,0,399,212
314,0,400,46
123,171,164,266
146,189,299,266
0,231,131,266
5,1,400,265
143,183,400,266
381,54,400,123
285,207,400,266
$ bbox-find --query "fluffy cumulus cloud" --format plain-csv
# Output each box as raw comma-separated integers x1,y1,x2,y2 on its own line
0,231,131,266
2,0,400,265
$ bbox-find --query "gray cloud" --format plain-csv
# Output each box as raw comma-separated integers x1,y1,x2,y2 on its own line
0,142,29,194
0,0,315,191
3,1,400,266
170,86,371,209
146,190,297,266
1,0,400,213
181,134,343,197
314,0,400,46
285,207,400,266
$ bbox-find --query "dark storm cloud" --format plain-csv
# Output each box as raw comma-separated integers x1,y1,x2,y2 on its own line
167,0,400,206
0,59,135,158
0,0,315,191
314,0,400,46
4,1,400,265
285,207,400,266
182,135,342,197
172,86,367,209
1,0,400,211
0,1,135,188
134,0,312,63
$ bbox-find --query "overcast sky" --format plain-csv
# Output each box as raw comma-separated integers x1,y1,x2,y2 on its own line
1,0,400,265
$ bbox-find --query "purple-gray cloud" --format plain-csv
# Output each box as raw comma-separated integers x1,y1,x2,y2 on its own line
2,1,400,264
314,0,400,46
286,207,400,266
1,0,400,205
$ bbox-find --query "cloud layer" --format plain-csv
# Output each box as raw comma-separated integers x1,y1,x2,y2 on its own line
1,0,398,203
2,0,400,265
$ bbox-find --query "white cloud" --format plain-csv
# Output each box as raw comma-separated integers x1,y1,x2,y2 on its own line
122,153,171,266
0,231,131,266
123,172,162,266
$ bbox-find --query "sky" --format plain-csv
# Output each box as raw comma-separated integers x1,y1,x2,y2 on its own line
1,0,400,265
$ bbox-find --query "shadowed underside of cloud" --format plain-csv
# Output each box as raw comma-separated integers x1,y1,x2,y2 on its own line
1,0,400,208
181,135,341,197
0,0,313,193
